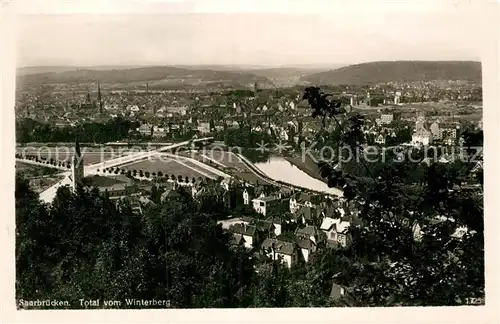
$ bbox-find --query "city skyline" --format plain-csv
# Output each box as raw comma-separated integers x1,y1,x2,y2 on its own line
15,4,484,68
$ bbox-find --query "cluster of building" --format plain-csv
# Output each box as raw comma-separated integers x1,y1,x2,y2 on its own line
411,117,459,146
35,139,356,271
219,186,360,268
16,79,482,146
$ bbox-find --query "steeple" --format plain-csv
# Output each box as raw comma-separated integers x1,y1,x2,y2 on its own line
97,83,103,113
71,136,84,192
75,136,81,157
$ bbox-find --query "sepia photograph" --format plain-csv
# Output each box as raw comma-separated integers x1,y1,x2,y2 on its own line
2,0,498,321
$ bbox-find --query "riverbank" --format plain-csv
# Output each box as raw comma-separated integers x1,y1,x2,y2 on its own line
283,153,327,184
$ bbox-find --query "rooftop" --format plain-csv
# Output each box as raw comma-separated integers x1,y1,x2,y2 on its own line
261,238,295,256
229,223,257,236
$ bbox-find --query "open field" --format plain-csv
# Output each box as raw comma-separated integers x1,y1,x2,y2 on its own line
15,161,35,171
16,161,61,177
120,156,219,180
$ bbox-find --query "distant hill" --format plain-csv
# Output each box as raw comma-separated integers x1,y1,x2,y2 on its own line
16,64,345,87
17,65,146,76
245,66,346,87
300,61,482,85
16,66,272,88
246,67,326,87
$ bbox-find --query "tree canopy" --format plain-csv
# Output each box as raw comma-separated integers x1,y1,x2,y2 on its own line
301,86,484,306
16,117,140,143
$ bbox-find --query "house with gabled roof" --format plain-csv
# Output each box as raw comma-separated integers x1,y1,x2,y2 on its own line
295,225,326,262
261,237,300,268
124,195,157,215
228,223,258,249
320,216,351,247
294,205,322,227
375,134,386,145
242,186,255,205
85,174,140,200
289,192,322,213
412,128,432,146
252,195,282,217
230,234,246,247
160,188,182,202
264,217,282,237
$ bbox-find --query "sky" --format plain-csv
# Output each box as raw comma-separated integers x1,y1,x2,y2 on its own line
12,0,487,68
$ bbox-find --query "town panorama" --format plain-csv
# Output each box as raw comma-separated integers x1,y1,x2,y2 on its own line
15,60,484,307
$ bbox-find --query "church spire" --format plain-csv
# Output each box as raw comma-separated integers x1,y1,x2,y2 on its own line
97,83,103,113
71,136,85,192
75,136,81,157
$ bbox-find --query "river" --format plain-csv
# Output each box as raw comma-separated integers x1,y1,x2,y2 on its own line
254,156,343,196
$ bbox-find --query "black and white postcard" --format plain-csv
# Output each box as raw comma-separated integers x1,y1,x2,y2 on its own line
1,1,498,323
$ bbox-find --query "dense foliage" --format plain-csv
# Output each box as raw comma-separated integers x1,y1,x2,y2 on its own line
16,117,139,143
15,175,339,308
302,86,484,306
220,126,276,149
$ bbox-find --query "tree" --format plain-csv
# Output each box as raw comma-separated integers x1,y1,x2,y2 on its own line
251,263,290,307
302,87,484,306
16,174,257,308
15,174,52,300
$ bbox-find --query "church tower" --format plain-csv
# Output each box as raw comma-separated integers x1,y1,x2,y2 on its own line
71,137,85,192
97,83,103,114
